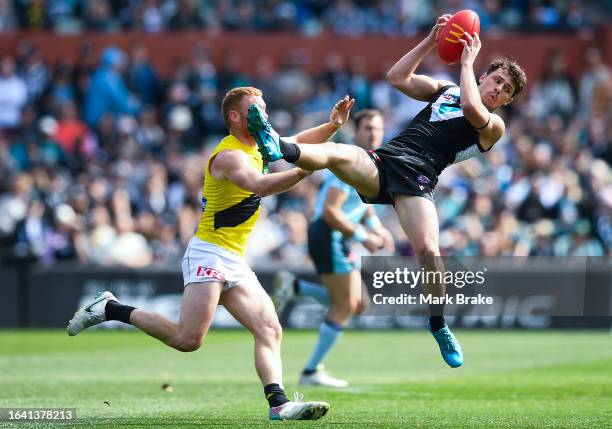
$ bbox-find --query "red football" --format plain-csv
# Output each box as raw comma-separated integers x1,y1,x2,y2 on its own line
437,10,480,65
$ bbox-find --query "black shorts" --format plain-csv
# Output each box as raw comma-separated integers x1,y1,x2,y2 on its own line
307,219,356,275
359,147,439,205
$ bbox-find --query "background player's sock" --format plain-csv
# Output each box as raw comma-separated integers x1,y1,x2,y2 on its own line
264,383,289,407
295,279,330,306
303,319,343,373
105,300,136,324
279,139,301,163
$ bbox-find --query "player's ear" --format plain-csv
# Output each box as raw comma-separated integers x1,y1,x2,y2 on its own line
504,97,514,106
228,110,241,124
478,73,487,83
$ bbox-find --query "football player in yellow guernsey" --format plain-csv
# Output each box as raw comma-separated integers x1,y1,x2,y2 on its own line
68,87,355,421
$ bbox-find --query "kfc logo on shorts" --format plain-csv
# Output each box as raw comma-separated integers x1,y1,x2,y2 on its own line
417,175,431,185
196,266,225,280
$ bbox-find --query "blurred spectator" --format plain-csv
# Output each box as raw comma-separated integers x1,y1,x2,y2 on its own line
323,0,366,36
528,50,575,120
54,101,89,157
578,47,612,120
137,0,165,33
0,56,27,129
16,0,50,30
20,47,49,102
127,43,160,105
168,0,204,31
83,0,116,32
0,0,17,32
84,47,139,127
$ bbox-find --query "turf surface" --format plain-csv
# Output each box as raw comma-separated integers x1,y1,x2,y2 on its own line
1,329,611,428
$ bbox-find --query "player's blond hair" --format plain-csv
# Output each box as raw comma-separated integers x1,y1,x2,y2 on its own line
221,86,263,129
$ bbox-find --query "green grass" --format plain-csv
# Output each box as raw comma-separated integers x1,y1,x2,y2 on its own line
1,329,611,428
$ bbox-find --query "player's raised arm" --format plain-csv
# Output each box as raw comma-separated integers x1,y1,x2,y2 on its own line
288,95,355,144
458,32,505,147
212,149,310,197
386,14,455,101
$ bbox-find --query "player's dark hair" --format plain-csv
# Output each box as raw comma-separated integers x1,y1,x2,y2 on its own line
354,109,383,129
221,86,263,129
487,58,527,97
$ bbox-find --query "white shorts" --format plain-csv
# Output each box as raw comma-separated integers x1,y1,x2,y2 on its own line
181,237,258,291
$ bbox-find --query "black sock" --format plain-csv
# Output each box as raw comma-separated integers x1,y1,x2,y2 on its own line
429,315,446,332
302,368,316,376
105,300,136,325
264,383,289,407
293,278,300,295
279,139,301,163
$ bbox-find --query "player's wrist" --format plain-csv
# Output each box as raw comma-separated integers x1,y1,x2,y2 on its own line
329,119,343,129
365,215,382,230
350,224,368,243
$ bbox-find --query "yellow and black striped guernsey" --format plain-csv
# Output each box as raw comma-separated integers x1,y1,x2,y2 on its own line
195,135,263,256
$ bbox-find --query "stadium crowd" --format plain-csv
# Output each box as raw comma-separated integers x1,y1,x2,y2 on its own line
0,0,610,35
0,5,610,268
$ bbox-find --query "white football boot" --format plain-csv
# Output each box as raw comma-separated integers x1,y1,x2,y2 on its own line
269,392,329,420
299,365,349,388
67,291,117,336
272,270,296,315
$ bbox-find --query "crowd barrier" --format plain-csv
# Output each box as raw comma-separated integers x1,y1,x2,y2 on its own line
0,259,610,329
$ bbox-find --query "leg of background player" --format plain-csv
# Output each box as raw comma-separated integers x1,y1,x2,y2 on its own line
301,270,363,387
296,279,330,306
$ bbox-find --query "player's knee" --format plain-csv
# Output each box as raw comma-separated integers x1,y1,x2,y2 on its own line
414,244,440,268
354,298,368,315
255,318,282,344
330,303,352,322
328,143,351,167
174,335,203,353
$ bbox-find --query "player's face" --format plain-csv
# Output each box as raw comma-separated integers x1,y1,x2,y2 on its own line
478,69,515,111
354,115,384,150
230,95,266,134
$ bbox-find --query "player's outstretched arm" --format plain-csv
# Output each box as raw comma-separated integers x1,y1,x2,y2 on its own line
212,149,310,197
386,14,454,101
288,95,355,144
458,32,505,148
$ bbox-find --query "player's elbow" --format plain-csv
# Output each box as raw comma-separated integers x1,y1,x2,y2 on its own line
386,70,408,88
322,208,341,229
254,184,271,197
251,179,270,197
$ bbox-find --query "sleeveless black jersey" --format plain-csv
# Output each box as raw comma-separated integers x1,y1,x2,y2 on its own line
378,85,490,175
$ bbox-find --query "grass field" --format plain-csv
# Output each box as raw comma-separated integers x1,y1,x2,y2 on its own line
1,329,611,428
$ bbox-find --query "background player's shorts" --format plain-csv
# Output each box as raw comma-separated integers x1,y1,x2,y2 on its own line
181,237,258,290
359,148,438,204
308,219,356,275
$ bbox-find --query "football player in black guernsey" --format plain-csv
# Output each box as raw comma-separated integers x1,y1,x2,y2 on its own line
247,14,527,368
